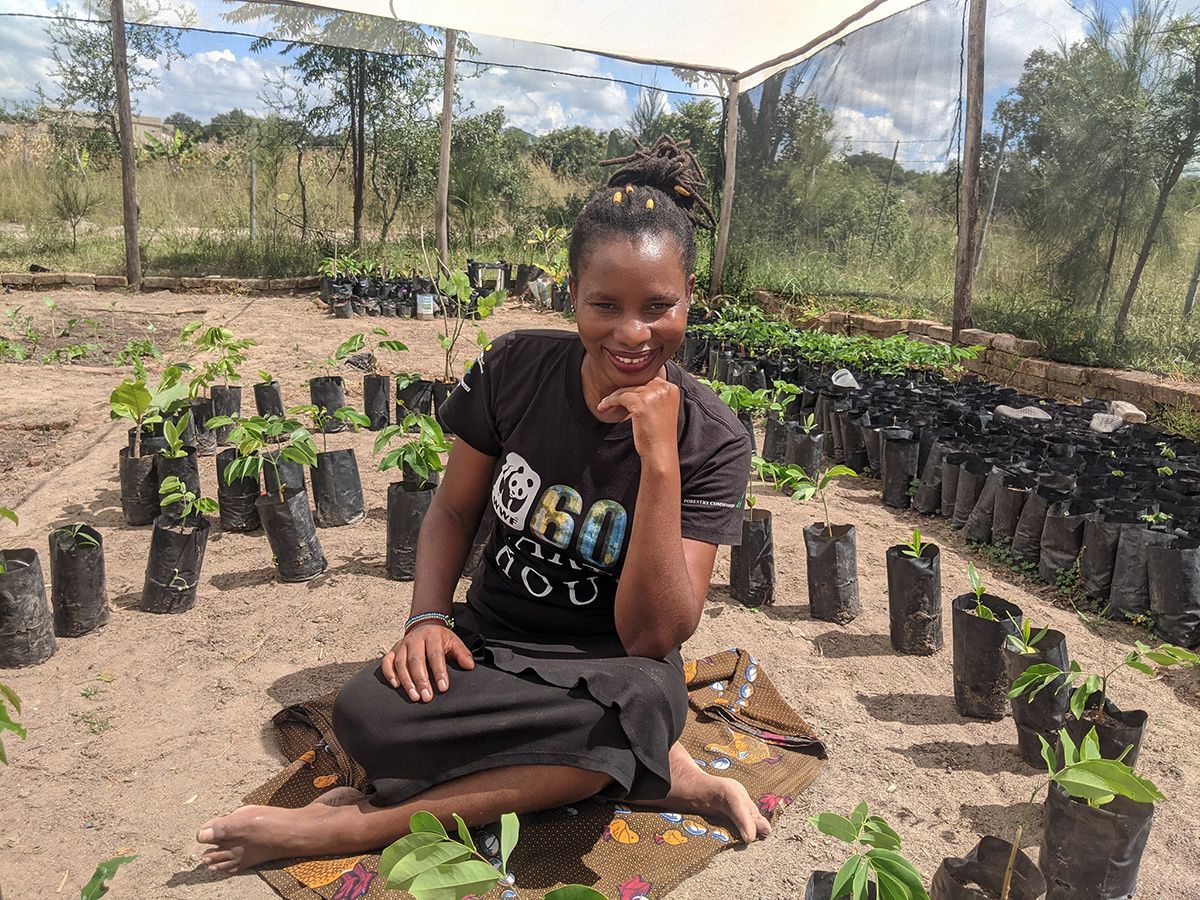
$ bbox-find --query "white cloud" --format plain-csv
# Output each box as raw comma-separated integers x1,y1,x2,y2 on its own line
793,0,1087,169
137,47,290,119
455,33,637,134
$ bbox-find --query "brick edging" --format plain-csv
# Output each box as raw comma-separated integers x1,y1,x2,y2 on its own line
812,310,1200,414
1,272,321,295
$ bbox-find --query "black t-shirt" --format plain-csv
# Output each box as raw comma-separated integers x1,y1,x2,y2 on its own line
438,329,750,639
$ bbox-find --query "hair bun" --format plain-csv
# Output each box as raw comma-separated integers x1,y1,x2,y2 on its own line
601,135,715,230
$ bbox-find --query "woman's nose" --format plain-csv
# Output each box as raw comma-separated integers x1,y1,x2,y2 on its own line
615,314,652,346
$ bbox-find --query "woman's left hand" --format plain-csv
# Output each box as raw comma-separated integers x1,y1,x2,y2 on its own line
597,376,680,463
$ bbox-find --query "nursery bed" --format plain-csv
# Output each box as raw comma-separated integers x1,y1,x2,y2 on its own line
0,289,1198,899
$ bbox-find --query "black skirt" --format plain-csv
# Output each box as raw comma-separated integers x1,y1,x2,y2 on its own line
331,603,688,807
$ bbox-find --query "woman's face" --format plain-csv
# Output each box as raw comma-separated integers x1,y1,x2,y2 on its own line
570,231,694,390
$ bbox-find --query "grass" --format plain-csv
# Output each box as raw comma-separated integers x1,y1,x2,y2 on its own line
72,710,110,735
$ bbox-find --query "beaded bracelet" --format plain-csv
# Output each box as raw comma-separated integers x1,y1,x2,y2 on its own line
404,611,455,635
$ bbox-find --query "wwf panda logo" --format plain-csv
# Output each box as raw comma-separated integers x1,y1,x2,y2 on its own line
492,451,541,531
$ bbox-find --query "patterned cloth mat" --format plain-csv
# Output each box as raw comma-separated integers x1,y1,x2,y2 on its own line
247,648,827,900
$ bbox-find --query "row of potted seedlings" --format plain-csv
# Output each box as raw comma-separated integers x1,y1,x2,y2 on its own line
686,327,1195,898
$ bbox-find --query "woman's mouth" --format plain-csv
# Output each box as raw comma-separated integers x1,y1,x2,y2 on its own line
603,346,659,374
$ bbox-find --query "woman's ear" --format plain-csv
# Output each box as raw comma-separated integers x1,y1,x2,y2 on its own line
687,273,696,301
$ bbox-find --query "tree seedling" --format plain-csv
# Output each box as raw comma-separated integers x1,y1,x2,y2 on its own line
375,414,451,487
379,809,603,900
1009,640,1199,722
369,326,410,374
258,369,274,384
80,853,138,900
435,270,505,383
789,464,857,536
1005,615,1050,655
287,404,371,453
767,380,802,419
157,410,192,460
0,507,16,576
966,561,995,620
158,476,217,523
807,803,928,900
316,334,365,379
900,527,930,559
207,413,319,504
800,412,819,434
52,523,99,550
1140,511,1172,526
995,727,1163,900
109,367,188,457
0,681,25,764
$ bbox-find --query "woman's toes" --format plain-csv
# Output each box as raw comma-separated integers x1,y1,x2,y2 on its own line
196,822,222,844
211,859,241,873
201,850,235,865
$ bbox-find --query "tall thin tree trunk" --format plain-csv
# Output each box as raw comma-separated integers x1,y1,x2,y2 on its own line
974,121,1008,275
870,140,900,260
1183,244,1200,318
296,144,308,243
1115,148,1192,342
350,52,366,248
1095,174,1130,321
436,29,457,273
110,0,140,289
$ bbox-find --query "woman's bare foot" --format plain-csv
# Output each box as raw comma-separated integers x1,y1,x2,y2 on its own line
197,787,367,873
636,742,772,843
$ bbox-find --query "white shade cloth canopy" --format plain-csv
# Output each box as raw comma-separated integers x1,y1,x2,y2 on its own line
275,0,929,88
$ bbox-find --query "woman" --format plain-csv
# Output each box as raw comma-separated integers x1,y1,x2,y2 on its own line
198,137,769,872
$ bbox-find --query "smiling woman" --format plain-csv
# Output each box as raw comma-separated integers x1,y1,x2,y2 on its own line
197,138,765,873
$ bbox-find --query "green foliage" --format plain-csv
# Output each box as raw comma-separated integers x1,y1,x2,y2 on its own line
900,527,931,559
375,414,451,485
158,410,191,460
1039,727,1163,809
182,323,258,388
142,127,202,169
966,562,995,620
318,333,366,377
210,413,319,502
698,378,770,417
370,327,410,372
287,403,370,452
115,339,162,367
53,523,100,549
1009,642,1200,721
531,126,606,177
0,680,25,764
435,270,506,382
808,803,929,900
158,476,218,521
766,380,802,416
1005,615,1050,655
79,854,138,900
379,811,515,900
693,307,981,376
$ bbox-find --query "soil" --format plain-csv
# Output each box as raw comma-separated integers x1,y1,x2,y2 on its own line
1,290,1198,900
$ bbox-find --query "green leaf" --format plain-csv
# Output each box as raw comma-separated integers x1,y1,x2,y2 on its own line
1058,728,1079,767
451,813,476,854
809,812,858,843
871,866,913,900
0,682,20,714
384,840,472,888
831,855,864,900
850,802,869,830
409,811,448,838
378,832,444,881
499,810,519,872
79,854,138,900
851,853,870,899
1038,734,1057,775
1059,759,1165,804
861,817,902,851
866,849,928,900
379,340,409,353
544,886,609,900
0,508,17,527
406,859,503,895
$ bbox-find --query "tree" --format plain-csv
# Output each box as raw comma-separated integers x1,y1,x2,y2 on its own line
224,4,447,247
626,87,670,147
1115,19,1200,342
206,108,260,143
40,0,191,161
449,108,529,246
370,113,440,242
660,99,721,182
531,125,606,177
163,111,202,137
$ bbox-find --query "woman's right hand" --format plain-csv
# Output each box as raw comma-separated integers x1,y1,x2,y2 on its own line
382,622,476,703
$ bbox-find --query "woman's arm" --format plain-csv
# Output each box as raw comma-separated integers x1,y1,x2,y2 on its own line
599,378,713,658
408,439,496,616
381,439,496,701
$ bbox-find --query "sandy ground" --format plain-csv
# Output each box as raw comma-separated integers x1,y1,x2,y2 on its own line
1,290,1198,899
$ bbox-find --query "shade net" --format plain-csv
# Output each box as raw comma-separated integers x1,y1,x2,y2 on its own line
3,0,1200,374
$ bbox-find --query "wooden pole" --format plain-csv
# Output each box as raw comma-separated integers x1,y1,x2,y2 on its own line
110,0,141,290
435,29,457,275
249,157,257,241
869,139,900,258
1183,245,1200,318
952,0,987,343
974,121,1008,275
709,76,741,298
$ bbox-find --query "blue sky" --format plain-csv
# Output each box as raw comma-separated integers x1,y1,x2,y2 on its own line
0,0,1139,168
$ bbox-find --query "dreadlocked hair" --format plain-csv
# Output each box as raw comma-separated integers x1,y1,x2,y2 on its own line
569,134,716,279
